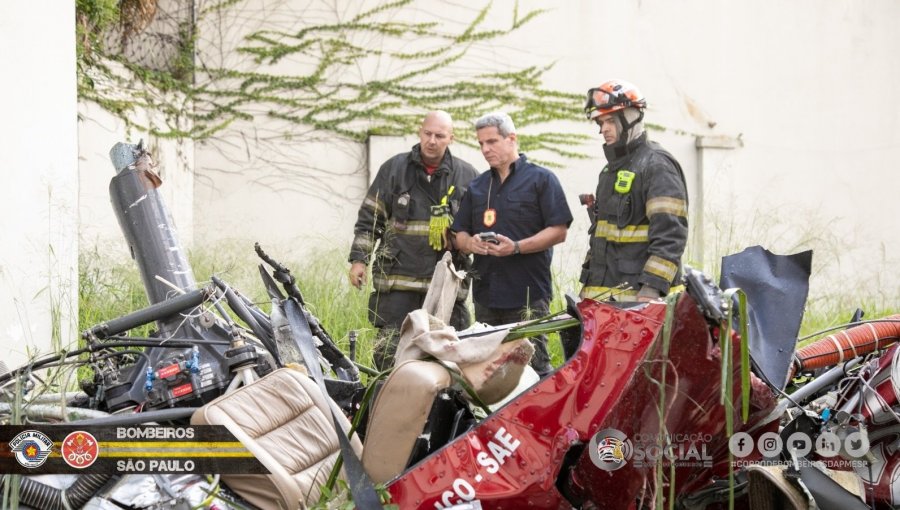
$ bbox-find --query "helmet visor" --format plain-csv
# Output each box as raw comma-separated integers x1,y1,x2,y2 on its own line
584,87,631,119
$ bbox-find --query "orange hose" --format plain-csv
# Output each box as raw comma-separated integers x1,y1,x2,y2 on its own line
794,315,900,373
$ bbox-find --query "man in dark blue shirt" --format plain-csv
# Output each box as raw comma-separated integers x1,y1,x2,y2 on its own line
451,112,573,376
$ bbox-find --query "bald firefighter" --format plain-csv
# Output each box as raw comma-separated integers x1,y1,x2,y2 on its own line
348,111,479,370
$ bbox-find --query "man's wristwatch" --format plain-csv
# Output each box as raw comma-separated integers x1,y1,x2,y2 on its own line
513,240,521,255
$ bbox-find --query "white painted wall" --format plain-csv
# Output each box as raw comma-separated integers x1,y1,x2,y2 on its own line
78,100,195,260
74,0,900,307
0,3,79,368
475,0,900,302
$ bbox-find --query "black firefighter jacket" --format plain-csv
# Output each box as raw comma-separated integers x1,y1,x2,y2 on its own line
581,133,688,296
349,144,478,296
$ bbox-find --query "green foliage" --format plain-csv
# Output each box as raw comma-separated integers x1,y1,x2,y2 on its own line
797,299,900,348
76,0,587,162
76,0,119,59
75,0,120,94
77,244,575,378
79,247,151,334
170,21,197,84
311,478,398,510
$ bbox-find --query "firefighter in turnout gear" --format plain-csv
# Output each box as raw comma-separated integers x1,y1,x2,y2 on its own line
348,111,479,370
580,80,688,302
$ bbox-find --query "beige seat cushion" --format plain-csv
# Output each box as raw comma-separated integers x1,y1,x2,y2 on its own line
362,360,452,484
191,367,362,510
747,463,865,510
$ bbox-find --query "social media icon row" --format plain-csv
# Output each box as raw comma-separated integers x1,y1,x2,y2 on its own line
728,431,870,458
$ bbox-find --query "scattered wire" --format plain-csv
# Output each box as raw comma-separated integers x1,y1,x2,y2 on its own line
0,340,225,386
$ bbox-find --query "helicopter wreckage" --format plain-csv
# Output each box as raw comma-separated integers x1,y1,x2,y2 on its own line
1,142,898,510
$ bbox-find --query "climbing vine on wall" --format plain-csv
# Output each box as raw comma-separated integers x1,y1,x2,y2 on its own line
76,0,589,162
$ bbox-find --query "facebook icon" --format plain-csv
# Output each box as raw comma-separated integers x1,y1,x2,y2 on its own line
729,432,754,458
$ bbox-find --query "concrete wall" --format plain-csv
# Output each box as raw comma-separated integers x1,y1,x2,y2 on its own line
479,0,900,301
0,3,79,368
78,100,195,261
78,0,197,264
191,0,372,257
75,0,900,306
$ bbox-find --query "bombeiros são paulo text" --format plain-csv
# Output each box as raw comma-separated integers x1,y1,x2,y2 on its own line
116,427,195,439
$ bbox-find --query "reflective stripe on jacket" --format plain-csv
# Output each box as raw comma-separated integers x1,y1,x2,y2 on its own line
581,134,688,294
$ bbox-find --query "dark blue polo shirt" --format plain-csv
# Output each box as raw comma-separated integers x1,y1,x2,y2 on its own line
452,154,573,309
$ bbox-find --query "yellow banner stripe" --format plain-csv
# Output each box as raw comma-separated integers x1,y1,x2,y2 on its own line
91,451,255,458
646,197,687,217
644,255,678,281
50,451,250,457
48,441,252,458
594,221,649,243
98,448,248,453
96,442,246,448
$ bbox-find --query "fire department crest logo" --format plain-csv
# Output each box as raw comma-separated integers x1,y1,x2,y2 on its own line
9,430,53,468
62,431,99,469
589,428,633,472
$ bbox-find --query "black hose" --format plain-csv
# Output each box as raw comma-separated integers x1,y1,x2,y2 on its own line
104,337,231,346
2,473,112,510
84,287,210,339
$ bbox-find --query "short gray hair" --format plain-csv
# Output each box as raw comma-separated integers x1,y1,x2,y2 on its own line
474,112,517,137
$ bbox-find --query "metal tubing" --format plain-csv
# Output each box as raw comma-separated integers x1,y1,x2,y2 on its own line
212,276,281,365
3,473,113,510
84,288,209,339
67,407,199,426
25,392,88,405
759,358,863,427
789,357,862,405
0,403,110,422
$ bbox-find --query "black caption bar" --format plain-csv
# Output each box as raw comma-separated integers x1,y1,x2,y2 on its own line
0,425,270,475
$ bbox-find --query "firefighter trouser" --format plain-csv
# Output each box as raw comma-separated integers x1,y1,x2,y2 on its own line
369,290,471,371
473,298,553,377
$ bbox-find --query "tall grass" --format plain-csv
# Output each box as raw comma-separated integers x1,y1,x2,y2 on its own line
78,241,897,374
79,243,381,370
77,243,574,372
79,246,153,333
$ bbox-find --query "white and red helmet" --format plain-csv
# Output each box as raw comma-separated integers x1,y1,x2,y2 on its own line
584,80,647,120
